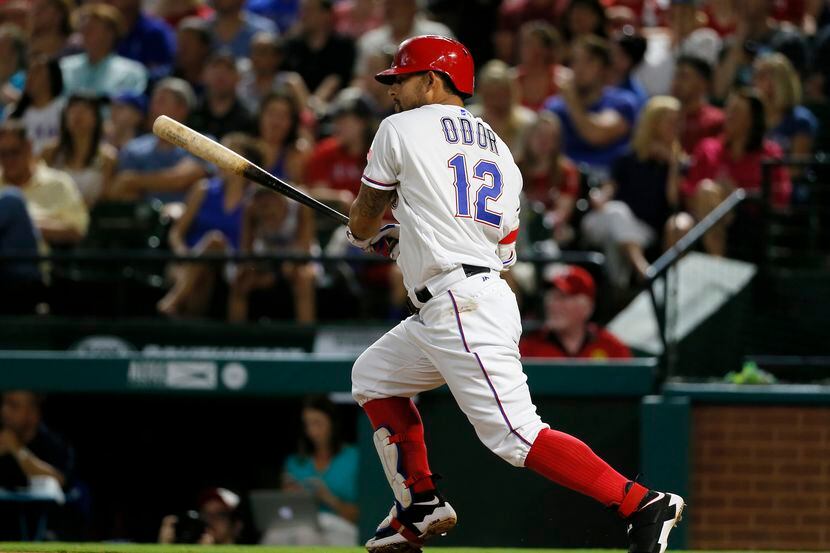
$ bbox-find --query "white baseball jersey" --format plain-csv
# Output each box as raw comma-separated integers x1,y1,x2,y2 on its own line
360,104,522,294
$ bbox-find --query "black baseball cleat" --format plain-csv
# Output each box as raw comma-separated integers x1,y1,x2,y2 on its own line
626,489,686,553
365,490,457,553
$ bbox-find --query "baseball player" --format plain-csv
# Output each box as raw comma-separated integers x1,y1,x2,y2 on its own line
346,35,685,553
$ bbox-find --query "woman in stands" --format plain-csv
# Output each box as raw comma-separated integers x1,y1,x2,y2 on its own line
264,395,358,545
42,93,117,207
581,96,689,286
227,184,316,324
156,133,259,318
7,56,64,156
752,53,819,158
257,90,310,185
683,87,791,256
516,111,580,248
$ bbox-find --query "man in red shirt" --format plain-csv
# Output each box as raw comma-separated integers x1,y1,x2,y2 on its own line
671,55,724,154
520,266,632,359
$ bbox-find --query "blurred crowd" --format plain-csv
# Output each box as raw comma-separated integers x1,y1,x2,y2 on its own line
0,0,827,324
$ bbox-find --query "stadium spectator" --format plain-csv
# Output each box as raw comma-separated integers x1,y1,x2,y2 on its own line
683,88,791,256
0,24,26,109
0,1,28,31
630,0,722,98
354,0,454,75
609,29,648,109
284,0,356,110
171,17,213,101
60,4,148,98
246,0,302,33
666,0,721,64
42,93,117,207
353,49,395,119
257,90,309,183
494,0,565,64
27,0,75,59
602,0,654,26
273,395,358,545
304,89,374,212
713,0,810,101
110,78,209,204
189,50,257,140
752,52,818,158
0,120,88,245
702,0,737,38
512,21,570,112
0,188,41,289
544,35,638,179
671,55,725,154
0,391,73,490
159,487,243,544
106,0,176,80
228,187,316,323
561,0,607,44
207,0,277,60
157,133,257,318
582,96,685,286
469,60,536,152
6,56,64,156
105,91,147,150
520,265,632,358
332,0,384,39
157,0,215,29
516,111,579,246
237,32,308,114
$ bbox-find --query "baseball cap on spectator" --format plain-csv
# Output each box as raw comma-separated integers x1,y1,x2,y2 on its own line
545,265,596,300
112,91,147,115
197,487,240,511
154,77,197,112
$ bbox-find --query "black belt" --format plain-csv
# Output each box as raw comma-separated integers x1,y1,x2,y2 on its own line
414,264,490,304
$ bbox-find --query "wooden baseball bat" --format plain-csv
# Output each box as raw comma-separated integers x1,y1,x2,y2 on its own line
152,115,350,225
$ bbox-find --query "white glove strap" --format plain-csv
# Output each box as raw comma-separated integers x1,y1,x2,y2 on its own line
345,227,372,249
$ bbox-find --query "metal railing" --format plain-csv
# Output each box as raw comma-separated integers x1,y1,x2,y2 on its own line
645,153,830,384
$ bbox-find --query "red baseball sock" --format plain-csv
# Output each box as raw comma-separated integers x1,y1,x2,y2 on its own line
525,428,647,516
363,397,435,494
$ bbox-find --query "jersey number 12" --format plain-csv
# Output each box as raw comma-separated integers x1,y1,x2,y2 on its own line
448,154,503,227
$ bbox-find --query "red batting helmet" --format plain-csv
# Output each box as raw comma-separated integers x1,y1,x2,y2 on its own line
375,35,475,97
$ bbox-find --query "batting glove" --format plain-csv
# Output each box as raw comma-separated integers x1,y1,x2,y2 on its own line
497,225,519,268
368,223,400,260
346,226,372,249
497,242,517,268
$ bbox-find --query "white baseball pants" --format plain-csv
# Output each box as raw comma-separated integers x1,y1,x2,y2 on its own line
352,271,549,467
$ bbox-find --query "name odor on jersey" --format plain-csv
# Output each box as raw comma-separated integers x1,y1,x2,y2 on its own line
440,116,499,155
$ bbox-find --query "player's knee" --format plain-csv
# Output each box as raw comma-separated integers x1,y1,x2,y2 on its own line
483,422,548,467
494,444,527,467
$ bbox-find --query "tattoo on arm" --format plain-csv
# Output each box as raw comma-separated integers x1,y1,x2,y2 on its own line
349,186,396,239
354,187,395,218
